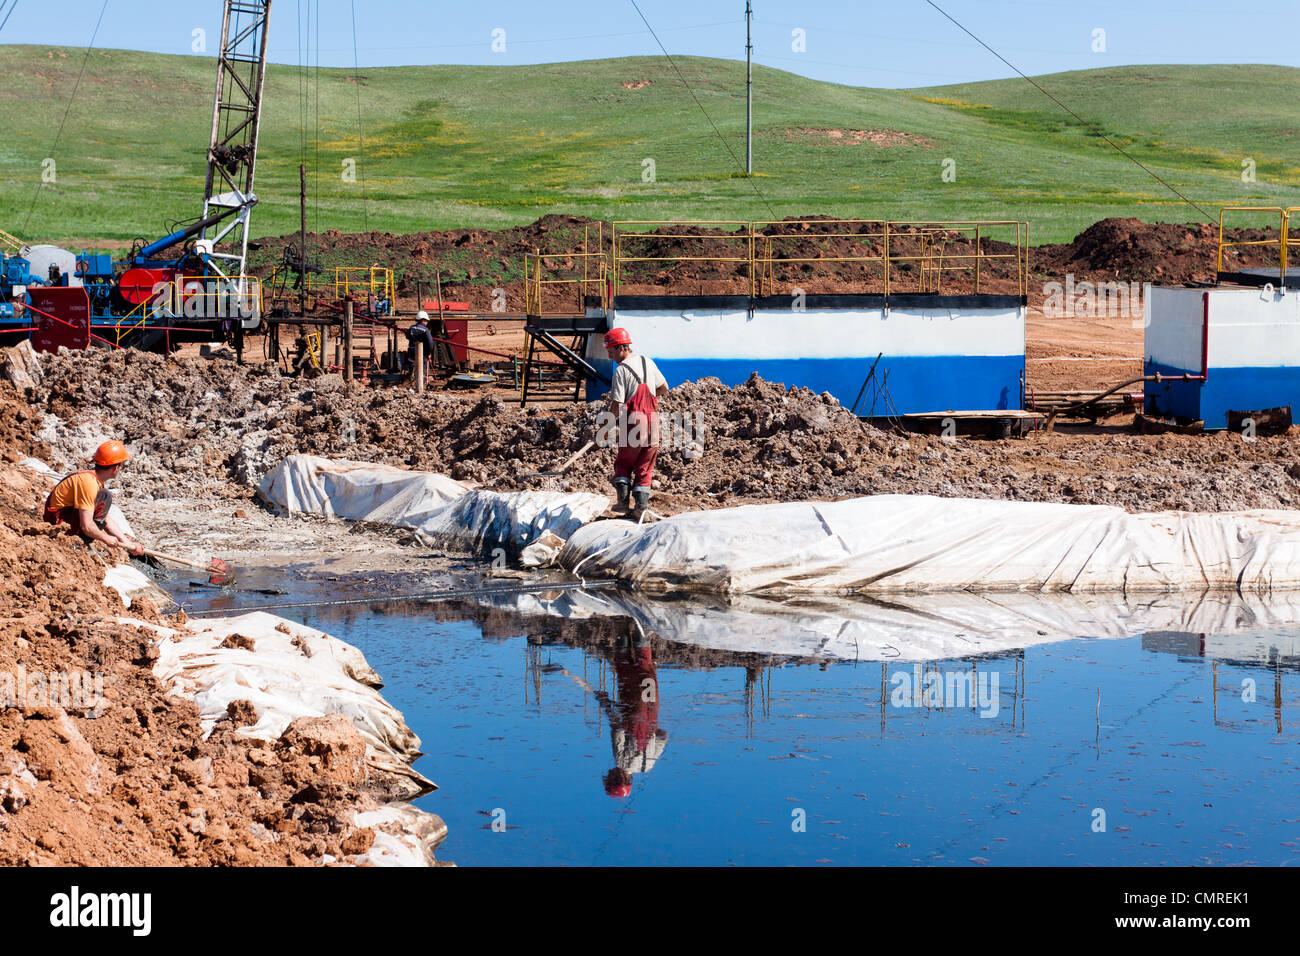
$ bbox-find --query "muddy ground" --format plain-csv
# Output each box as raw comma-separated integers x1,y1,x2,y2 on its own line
17,345,1300,519
0,387,448,865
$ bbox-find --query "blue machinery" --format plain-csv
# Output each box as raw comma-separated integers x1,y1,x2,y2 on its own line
0,0,270,353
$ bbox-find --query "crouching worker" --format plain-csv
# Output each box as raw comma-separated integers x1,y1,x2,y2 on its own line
602,328,668,515
43,440,144,556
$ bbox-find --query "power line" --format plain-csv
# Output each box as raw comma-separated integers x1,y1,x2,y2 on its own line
22,0,109,234
0,0,19,34
350,0,369,230
627,0,778,220
921,0,1214,219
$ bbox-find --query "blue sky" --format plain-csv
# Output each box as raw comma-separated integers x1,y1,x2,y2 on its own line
2,0,1297,88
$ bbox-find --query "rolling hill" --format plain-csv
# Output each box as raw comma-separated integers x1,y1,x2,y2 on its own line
1,46,1296,246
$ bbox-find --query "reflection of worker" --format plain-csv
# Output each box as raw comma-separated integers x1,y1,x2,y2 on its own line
43,440,144,556
598,632,668,798
405,311,436,372
603,328,668,515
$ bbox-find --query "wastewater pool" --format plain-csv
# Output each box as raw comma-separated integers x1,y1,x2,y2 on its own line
185,571,1300,866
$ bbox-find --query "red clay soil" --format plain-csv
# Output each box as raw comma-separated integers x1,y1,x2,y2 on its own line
0,382,437,866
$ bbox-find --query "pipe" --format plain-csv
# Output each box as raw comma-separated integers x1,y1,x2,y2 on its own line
1046,292,1210,425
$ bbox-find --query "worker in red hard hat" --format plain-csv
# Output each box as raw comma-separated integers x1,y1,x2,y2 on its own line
597,632,667,799
603,327,668,515
43,440,144,556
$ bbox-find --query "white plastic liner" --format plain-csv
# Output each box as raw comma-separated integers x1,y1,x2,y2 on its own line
258,455,469,526
259,454,607,560
559,495,1300,594
147,611,433,800
103,563,172,610
468,586,1300,664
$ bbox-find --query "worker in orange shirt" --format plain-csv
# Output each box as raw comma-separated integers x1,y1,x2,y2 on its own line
43,440,144,556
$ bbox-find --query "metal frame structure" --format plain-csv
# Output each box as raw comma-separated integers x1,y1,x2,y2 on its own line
200,0,272,282
598,219,1030,303
1217,206,1295,281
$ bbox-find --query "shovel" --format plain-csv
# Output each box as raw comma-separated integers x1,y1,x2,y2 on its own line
141,547,234,585
526,440,596,478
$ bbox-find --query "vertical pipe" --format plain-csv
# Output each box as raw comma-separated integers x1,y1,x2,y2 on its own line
415,341,425,393
343,297,354,382
318,324,328,370
745,1,753,176
299,163,307,317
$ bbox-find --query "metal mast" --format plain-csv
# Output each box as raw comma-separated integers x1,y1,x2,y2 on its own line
745,1,752,175
200,0,272,280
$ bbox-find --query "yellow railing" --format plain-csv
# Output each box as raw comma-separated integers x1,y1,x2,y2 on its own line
612,220,755,297
606,220,1028,301
0,228,24,253
113,298,155,346
883,220,1029,297
524,222,609,314
1218,206,1289,279
335,266,394,307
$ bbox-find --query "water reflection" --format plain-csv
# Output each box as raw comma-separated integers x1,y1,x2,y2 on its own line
181,571,1300,864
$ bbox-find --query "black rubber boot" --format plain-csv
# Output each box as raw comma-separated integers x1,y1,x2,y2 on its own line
614,478,631,509
633,489,651,514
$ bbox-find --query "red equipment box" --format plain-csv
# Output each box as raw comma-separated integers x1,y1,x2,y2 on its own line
29,287,92,353
422,300,470,364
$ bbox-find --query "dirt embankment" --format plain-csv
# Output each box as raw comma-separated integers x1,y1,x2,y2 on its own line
22,347,1300,516
248,215,1282,311
0,381,439,865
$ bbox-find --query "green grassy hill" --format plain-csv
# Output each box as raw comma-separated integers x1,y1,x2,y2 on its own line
1,47,1296,246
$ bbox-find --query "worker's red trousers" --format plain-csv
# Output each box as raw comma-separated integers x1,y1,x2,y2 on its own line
614,382,660,491
614,442,658,491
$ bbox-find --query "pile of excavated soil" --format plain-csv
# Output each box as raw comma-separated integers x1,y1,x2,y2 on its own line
21,346,1300,515
247,215,1282,311
0,383,442,865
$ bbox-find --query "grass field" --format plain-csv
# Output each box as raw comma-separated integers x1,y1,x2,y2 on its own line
1,46,1297,247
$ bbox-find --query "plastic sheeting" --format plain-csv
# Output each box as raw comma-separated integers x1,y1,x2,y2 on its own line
103,563,173,611
259,455,469,526
148,611,434,801
559,494,1300,594
467,586,1300,665
259,454,608,561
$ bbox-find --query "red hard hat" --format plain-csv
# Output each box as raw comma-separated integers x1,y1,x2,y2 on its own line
604,328,632,348
603,769,632,798
93,440,130,466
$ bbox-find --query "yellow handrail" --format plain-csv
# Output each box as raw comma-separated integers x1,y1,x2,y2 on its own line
1218,206,1288,278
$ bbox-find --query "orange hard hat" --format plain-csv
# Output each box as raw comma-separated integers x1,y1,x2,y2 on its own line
93,440,130,467
604,328,632,348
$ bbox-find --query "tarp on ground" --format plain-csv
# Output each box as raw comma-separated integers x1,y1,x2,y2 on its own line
258,454,608,560
466,586,1300,665
148,610,433,801
558,494,1300,594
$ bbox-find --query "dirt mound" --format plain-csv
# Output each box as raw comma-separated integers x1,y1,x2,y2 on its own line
248,214,1284,309
22,345,1300,517
0,460,442,864
1031,217,1276,284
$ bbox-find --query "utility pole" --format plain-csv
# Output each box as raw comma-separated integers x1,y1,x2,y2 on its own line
298,163,307,317
745,1,753,175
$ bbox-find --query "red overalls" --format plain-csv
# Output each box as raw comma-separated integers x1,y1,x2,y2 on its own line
614,356,659,492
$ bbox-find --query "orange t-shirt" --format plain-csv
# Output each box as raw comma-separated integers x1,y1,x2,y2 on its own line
46,471,102,512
